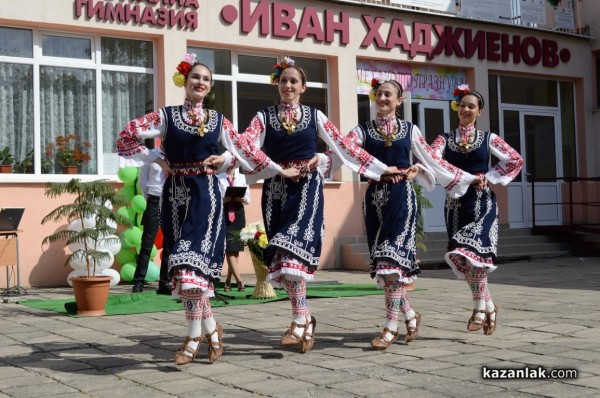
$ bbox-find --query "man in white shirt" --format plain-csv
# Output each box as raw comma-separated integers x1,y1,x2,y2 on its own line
132,147,170,294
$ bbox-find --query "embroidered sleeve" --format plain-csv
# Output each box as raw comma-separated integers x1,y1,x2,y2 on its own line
217,117,239,174
486,133,523,185
220,113,282,183
429,134,446,159
412,128,477,198
117,109,165,167
317,111,387,180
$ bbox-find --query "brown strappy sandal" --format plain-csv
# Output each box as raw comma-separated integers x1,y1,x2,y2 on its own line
404,312,421,343
299,316,316,353
281,320,306,346
174,336,202,365
483,305,498,335
467,309,486,332
205,323,224,363
371,327,400,350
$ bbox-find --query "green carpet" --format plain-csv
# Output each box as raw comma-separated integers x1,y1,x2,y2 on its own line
18,283,423,316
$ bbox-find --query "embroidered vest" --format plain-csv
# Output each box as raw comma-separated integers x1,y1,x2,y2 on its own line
442,130,491,174
163,106,223,163
360,118,412,169
261,105,318,162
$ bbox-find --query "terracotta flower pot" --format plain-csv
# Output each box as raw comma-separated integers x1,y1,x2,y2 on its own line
0,164,13,173
71,275,112,316
62,166,78,174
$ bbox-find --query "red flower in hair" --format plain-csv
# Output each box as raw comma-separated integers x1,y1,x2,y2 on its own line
370,78,379,88
176,62,191,76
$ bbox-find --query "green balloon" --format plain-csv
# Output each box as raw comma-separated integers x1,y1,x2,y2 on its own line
135,180,143,195
116,185,135,203
118,167,138,184
144,261,160,283
120,262,136,282
135,244,157,260
115,247,137,265
131,195,147,213
136,212,143,227
123,227,143,248
116,207,130,224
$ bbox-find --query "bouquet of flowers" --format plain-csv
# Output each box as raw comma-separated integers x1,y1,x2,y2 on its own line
239,221,268,263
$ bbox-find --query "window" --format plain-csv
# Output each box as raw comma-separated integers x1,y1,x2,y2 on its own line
0,27,155,177
188,47,329,153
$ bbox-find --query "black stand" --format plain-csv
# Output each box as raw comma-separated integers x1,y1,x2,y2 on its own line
0,231,27,297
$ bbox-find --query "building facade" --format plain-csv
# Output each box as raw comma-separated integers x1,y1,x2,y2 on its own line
1,0,598,287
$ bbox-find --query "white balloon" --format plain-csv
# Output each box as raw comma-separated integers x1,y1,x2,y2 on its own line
67,269,88,287
94,251,115,270
67,238,96,253
102,268,120,287
97,235,121,255
68,217,96,232
69,251,90,271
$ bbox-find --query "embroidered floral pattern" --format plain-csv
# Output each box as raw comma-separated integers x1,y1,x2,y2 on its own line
117,111,162,156
267,104,311,132
447,129,485,154
172,106,218,135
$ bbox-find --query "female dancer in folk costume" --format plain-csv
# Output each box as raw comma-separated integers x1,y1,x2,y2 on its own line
430,84,523,335
223,57,400,353
117,54,236,365
347,79,479,350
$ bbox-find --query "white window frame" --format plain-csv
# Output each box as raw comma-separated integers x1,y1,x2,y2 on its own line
0,27,157,182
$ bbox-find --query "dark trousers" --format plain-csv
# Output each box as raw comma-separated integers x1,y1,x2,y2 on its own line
133,195,169,286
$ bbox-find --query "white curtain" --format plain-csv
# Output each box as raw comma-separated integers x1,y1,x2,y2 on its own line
0,63,33,170
40,66,96,174
102,71,154,154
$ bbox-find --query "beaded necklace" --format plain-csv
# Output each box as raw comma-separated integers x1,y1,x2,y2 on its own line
279,102,301,134
184,99,209,137
375,115,398,147
456,125,476,154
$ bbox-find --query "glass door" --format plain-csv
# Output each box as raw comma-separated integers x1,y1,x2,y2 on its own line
411,100,451,233
502,108,562,227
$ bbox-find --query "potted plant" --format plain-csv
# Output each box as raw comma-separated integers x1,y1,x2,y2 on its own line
0,145,15,173
45,135,92,174
41,179,129,316
13,149,34,174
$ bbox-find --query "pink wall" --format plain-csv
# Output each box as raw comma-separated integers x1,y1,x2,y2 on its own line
1,179,573,288
0,181,366,288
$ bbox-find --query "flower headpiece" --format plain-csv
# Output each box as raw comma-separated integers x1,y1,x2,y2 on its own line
369,78,403,102
172,53,198,88
270,56,295,85
369,78,384,102
451,84,471,111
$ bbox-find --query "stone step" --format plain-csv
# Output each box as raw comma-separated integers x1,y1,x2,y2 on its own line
338,227,573,271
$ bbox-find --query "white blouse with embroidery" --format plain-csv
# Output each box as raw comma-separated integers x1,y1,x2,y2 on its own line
222,108,389,184
116,101,235,174
430,131,523,187
347,121,478,198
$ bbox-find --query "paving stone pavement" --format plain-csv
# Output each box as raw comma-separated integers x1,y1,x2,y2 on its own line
1,256,599,397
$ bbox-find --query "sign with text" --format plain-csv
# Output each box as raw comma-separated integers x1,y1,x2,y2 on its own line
520,0,546,25
459,0,513,23
356,59,466,100
390,0,456,13
553,0,575,29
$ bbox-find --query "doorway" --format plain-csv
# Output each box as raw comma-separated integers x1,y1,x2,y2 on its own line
501,107,562,227
410,99,451,233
